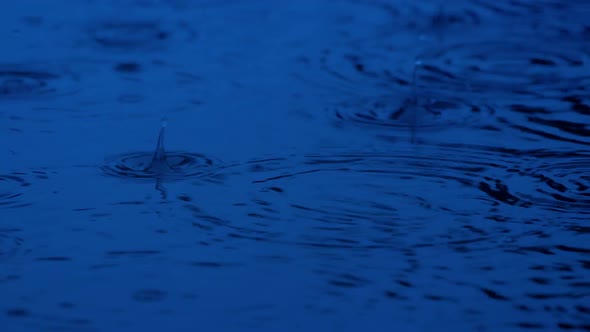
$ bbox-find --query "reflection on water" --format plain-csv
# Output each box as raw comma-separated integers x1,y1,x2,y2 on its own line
1,0,589,331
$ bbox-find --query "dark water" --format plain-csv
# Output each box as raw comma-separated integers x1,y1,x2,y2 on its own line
1,1,589,331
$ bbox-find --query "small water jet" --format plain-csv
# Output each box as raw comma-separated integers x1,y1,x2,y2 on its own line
101,120,222,183
325,55,493,136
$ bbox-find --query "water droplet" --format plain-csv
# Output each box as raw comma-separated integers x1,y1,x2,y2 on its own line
297,48,495,132
101,122,221,182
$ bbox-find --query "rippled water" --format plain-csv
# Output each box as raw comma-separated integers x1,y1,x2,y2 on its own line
0,63,80,102
1,1,589,331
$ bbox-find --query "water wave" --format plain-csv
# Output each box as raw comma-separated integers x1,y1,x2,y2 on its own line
0,63,80,102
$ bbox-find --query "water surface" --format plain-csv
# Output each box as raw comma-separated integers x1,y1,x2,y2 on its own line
1,1,589,331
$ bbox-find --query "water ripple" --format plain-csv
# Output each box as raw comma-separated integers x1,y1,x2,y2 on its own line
295,49,495,131
101,122,223,182
524,153,590,214
85,19,197,52
332,94,494,130
0,63,80,102
470,0,590,37
0,174,30,209
185,145,533,249
101,151,221,181
178,143,590,254
419,40,590,99
349,0,484,42
296,37,589,148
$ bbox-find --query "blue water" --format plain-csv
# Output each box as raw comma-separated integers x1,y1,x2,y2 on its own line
1,1,589,331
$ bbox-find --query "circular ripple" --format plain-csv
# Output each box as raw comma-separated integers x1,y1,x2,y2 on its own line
491,96,590,148
470,0,590,37
178,145,589,329
0,64,79,102
359,0,484,41
0,175,30,209
331,93,494,130
297,49,495,130
186,145,538,249
101,151,220,181
522,154,590,214
419,40,590,99
184,145,590,250
87,19,197,52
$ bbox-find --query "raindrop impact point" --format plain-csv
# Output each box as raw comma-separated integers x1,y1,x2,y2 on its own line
101,120,221,182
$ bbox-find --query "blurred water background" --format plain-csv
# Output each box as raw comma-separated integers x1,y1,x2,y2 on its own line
1,0,589,331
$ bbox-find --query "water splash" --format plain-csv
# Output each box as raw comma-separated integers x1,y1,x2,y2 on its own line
303,49,495,135
101,120,223,183
149,118,170,173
